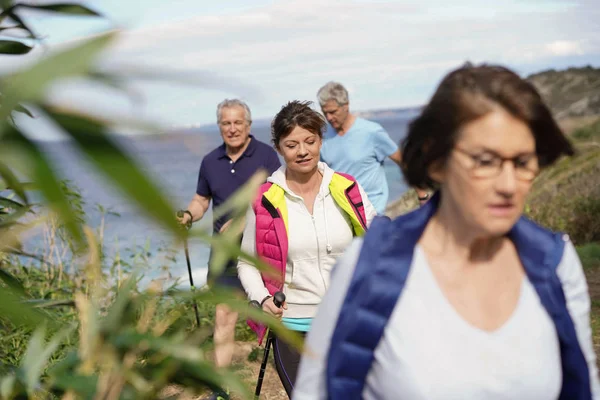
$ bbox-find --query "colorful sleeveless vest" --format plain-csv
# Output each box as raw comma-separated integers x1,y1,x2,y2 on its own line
249,172,368,343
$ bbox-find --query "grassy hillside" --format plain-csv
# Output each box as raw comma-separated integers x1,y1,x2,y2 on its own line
527,66,600,120
525,119,600,244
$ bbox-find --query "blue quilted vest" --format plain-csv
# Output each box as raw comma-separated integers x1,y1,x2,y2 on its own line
326,192,591,399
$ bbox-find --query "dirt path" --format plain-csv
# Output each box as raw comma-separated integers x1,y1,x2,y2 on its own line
162,341,288,400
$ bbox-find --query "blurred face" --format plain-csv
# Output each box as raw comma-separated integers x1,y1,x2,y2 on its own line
321,99,349,131
431,108,539,237
218,106,251,149
277,126,322,176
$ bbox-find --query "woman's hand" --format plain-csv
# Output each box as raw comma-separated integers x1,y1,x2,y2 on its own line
262,297,287,318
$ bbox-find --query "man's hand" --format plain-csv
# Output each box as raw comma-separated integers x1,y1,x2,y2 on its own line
176,210,193,228
416,189,430,206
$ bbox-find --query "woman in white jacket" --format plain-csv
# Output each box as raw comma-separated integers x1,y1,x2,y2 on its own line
237,100,376,397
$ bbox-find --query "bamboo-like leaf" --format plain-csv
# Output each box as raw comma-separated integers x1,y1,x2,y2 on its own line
43,107,182,237
0,30,117,123
181,288,304,350
0,374,17,400
0,39,31,54
0,268,24,293
0,205,29,227
0,286,48,329
19,326,72,394
102,276,137,331
13,103,34,118
0,125,83,244
19,3,102,16
24,299,76,308
0,161,28,202
0,195,24,209
1,10,36,39
0,24,19,32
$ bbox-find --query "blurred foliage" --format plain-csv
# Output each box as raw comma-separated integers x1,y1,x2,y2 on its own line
525,118,600,244
0,2,298,399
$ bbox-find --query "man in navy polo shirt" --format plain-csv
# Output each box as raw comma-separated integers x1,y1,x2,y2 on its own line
179,99,280,398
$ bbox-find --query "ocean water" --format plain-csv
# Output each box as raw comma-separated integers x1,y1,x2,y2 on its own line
30,110,418,286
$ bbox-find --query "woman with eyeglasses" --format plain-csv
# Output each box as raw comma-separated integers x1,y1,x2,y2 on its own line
293,64,600,400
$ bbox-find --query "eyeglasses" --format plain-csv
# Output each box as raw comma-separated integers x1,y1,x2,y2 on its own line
454,147,539,181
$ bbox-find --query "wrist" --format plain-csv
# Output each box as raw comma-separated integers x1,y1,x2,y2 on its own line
260,295,272,307
183,210,193,221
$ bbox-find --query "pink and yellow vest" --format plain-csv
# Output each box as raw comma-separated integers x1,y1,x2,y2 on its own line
248,172,368,343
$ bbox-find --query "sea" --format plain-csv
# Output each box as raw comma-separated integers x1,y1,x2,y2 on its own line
29,109,419,287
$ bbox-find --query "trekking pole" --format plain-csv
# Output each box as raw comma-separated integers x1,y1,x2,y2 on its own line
254,291,285,399
176,210,201,328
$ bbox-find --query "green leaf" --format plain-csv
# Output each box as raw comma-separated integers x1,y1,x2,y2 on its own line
43,107,182,237
0,374,17,399
0,195,24,209
0,205,29,227
0,286,48,329
0,161,28,203
13,104,34,118
0,0,13,10
0,24,19,32
0,125,83,244
24,299,76,308
0,30,117,123
19,3,102,17
1,10,36,39
102,275,137,331
19,326,72,394
0,39,31,54
0,268,24,293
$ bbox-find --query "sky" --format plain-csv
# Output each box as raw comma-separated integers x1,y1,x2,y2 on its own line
3,0,600,138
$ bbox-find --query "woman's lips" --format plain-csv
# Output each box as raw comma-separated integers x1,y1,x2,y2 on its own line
488,203,516,217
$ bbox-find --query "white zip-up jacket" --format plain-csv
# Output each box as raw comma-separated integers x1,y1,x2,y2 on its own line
237,162,377,318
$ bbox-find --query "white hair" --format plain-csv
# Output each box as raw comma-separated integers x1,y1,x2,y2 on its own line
216,99,252,124
317,81,349,107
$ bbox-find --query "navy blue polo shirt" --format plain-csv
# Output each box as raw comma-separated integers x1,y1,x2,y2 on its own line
196,135,281,233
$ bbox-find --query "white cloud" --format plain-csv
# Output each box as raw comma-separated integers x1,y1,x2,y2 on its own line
545,40,585,56
4,0,600,130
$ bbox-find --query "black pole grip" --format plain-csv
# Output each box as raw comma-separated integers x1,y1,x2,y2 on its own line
273,292,285,308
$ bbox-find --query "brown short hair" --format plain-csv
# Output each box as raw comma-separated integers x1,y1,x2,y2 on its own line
401,63,574,190
271,100,326,148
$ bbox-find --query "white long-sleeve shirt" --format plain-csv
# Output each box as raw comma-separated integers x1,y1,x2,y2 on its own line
294,238,600,400
237,162,376,318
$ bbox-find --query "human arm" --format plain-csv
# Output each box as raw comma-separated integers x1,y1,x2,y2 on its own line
236,206,284,315
388,149,430,205
178,194,210,225
556,240,600,398
178,160,212,225
293,238,364,399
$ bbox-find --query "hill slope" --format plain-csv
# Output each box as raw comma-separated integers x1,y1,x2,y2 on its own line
527,65,600,119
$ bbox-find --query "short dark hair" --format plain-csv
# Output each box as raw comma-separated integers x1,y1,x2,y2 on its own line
271,100,326,148
401,63,574,190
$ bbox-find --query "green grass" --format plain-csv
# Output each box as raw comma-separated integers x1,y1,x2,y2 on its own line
578,243,600,271
573,119,600,141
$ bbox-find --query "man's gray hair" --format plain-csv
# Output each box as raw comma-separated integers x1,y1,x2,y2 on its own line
317,81,349,107
216,99,252,124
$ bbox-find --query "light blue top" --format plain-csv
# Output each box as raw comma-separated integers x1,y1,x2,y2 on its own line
282,317,312,332
320,117,398,214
